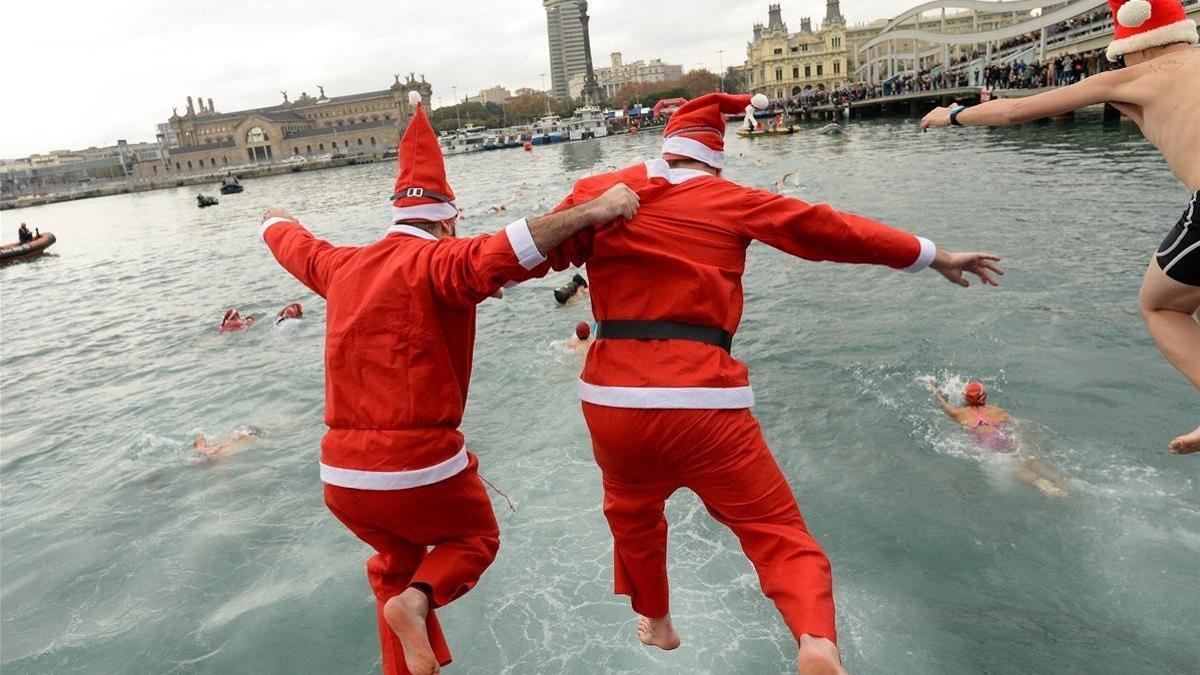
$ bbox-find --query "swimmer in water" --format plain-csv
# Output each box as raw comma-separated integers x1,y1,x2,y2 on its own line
219,308,254,332
553,273,589,305
567,321,594,352
275,302,303,324
193,429,259,458
931,380,1068,498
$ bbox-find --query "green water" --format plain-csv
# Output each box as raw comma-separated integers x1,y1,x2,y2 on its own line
2,110,1197,674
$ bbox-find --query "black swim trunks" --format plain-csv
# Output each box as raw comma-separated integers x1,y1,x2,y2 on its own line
1156,191,1200,286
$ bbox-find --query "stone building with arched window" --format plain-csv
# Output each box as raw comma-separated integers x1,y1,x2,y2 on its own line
741,2,850,100
138,75,433,177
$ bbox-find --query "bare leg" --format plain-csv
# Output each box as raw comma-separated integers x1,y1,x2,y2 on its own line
797,634,847,675
637,613,680,650
1138,260,1200,387
1025,456,1069,496
1012,463,1066,498
1138,260,1200,453
383,587,440,675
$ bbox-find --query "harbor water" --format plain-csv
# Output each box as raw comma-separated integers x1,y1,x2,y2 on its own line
2,110,1197,674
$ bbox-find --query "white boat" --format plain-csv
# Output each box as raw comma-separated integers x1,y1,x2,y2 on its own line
438,126,488,155
530,115,566,145
567,106,609,141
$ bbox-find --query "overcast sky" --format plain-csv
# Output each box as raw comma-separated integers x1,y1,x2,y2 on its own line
3,0,916,158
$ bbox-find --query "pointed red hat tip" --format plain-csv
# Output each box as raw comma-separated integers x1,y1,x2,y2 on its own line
391,93,457,222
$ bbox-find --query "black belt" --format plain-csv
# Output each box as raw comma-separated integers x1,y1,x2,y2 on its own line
595,320,733,352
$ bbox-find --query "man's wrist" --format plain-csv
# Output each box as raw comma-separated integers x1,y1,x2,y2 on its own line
949,104,967,126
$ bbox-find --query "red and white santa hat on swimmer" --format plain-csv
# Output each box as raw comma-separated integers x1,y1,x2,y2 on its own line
1105,0,1198,60
661,92,770,170
391,91,458,223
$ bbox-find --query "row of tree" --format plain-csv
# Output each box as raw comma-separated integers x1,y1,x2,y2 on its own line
428,68,748,134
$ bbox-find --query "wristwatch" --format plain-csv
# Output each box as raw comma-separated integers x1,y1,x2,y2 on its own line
949,104,967,126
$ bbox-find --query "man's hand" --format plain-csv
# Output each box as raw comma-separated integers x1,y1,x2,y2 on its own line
920,106,954,132
585,184,640,223
930,249,1004,287
262,206,295,223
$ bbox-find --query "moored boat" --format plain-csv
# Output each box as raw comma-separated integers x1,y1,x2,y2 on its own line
567,106,609,141
0,232,56,265
530,114,565,145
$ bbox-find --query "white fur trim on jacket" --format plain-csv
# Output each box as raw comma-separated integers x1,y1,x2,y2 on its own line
258,217,293,243
319,447,468,490
902,236,937,273
505,217,546,269
386,224,439,240
391,201,459,223
578,379,755,409
1106,19,1198,60
644,158,713,185
662,136,725,170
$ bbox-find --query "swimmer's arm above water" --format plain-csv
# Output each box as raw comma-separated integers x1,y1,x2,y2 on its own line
929,382,959,416
921,68,1137,131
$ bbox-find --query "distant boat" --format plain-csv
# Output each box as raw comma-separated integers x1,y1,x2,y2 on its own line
197,194,219,208
0,231,56,265
438,126,488,156
219,174,244,194
567,106,609,141
736,126,799,137
530,115,566,145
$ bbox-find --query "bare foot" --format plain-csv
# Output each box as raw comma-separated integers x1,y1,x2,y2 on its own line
1033,478,1068,498
798,635,847,675
637,614,681,650
383,588,439,675
1169,425,1200,455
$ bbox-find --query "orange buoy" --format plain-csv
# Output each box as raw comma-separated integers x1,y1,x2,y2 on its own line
523,141,533,151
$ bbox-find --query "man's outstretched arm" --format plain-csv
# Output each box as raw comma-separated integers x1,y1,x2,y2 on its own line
429,184,639,307
921,67,1136,130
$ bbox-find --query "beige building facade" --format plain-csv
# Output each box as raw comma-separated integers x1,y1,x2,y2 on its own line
136,75,433,179
742,2,851,99
567,52,684,100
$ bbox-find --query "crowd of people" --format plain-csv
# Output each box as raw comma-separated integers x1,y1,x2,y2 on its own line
982,49,1120,89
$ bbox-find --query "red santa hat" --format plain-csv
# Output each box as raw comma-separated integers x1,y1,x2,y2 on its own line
391,91,458,223
1105,0,1197,60
661,92,770,170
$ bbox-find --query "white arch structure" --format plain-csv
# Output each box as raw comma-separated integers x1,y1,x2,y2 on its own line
854,0,1109,81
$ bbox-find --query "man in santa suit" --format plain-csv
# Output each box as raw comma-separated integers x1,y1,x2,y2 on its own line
553,92,1005,673
259,91,637,675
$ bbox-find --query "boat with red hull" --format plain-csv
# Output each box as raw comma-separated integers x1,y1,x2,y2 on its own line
0,232,56,265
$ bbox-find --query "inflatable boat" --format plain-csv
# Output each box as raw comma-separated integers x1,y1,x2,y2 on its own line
0,232,56,265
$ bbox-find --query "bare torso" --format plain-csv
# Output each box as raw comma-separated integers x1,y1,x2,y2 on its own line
1112,46,1200,191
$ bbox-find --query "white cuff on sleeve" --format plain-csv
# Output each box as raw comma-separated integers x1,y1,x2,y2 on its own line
259,217,292,243
505,217,547,270
902,236,936,273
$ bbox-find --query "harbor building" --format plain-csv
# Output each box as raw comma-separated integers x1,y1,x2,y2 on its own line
568,52,684,100
742,2,851,99
467,86,513,104
544,0,592,99
2,141,165,196
137,74,433,178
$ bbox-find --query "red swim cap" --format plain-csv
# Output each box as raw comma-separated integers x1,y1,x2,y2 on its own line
285,303,303,319
964,380,987,406
575,321,591,340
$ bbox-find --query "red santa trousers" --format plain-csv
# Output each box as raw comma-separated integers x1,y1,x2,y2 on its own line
581,403,837,644
323,453,500,675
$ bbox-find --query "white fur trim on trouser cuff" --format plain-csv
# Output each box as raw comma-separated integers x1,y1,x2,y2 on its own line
259,217,293,243
505,217,546,269
661,136,725,170
578,379,755,409
1106,19,1198,60
319,447,468,490
391,201,458,223
902,237,937,273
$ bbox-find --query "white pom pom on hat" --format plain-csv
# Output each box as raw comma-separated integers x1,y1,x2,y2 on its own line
1117,0,1152,27
408,91,422,107
751,93,770,110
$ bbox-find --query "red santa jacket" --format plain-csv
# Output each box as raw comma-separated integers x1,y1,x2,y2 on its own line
260,217,564,489
559,158,936,409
